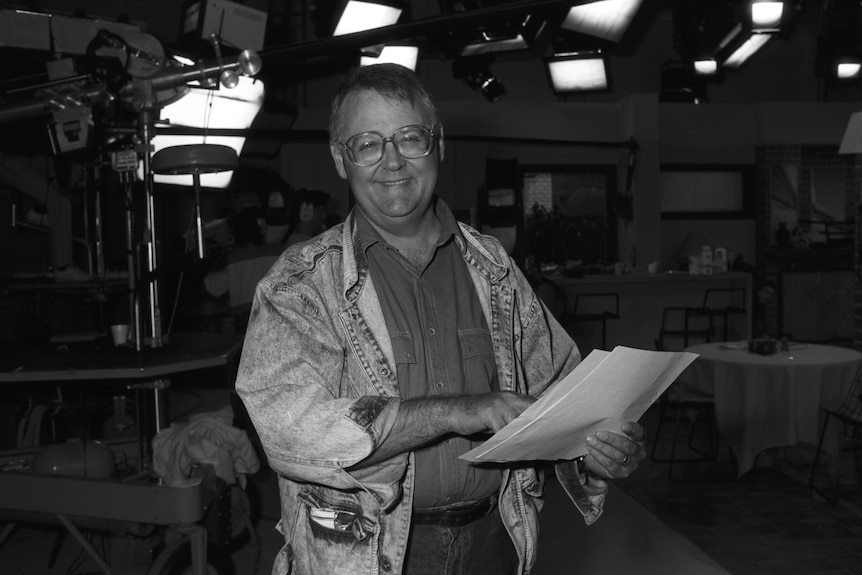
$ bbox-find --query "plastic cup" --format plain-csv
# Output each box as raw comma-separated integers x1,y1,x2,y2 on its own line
110,324,130,347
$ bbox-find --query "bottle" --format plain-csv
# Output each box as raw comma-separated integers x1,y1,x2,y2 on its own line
775,222,790,249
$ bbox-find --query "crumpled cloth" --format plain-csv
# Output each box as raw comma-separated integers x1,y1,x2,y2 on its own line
153,405,260,486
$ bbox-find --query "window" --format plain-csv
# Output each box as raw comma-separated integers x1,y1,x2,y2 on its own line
522,165,616,265
660,164,755,219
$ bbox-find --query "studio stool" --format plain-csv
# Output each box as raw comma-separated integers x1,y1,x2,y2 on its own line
694,288,746,342
650,380,721,481
571,292,620,351
657,306,713,350
151,144,238,258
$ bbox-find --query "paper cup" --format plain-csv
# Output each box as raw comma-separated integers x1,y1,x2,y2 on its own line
110,324,130,346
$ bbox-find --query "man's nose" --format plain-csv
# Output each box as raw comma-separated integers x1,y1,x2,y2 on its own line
381,140,404,169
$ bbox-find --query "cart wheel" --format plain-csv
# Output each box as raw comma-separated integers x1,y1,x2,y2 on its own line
147,539,235,575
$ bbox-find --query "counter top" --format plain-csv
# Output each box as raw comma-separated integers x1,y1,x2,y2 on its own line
544,271,752,286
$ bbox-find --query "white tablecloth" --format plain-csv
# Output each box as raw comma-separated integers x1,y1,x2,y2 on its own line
682,342,862,477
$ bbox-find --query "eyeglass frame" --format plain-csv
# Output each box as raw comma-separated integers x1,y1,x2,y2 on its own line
337,125,439,167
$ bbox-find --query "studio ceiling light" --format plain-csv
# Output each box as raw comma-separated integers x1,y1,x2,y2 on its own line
333,0,402,36
453,57,506,102
457,14,546,57
723,32,771,68
360,45,419,70
561,0,644,43
751,0,783,32
693,58,718,75
546,50,608,92
836,60,862,80
660,60,707,103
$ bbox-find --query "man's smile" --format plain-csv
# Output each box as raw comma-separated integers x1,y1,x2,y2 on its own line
378,178,412,186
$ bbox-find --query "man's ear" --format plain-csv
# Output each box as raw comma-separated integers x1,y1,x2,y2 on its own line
330,144,348,179
437,127,445,162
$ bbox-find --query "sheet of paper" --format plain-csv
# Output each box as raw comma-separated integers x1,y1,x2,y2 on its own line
460,346,698,463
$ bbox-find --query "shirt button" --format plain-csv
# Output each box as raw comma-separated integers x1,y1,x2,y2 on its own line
435,381,444,390
427,328,436,335
404,352,412,360
379,556,392,572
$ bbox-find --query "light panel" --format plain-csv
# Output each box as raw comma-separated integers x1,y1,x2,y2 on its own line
561,0,644,43
547,52,608,92
139,76,265,188
836,61,862,79
693,58,718,75
751,1,783,31
334,1,402,36
723,33,771,68
839,111,862,154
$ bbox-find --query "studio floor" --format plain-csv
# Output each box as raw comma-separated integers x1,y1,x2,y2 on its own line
1,404,861,575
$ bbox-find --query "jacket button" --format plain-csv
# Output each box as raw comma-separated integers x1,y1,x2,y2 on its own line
380,367,390,377
379,555,392,572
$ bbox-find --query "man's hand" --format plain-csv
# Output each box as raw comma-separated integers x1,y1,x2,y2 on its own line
448,391,535,436
582,421,646,479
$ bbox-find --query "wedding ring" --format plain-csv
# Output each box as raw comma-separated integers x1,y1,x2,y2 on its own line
621,454,629,464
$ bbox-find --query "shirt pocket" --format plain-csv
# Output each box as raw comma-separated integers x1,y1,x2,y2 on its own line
459,329,498,393
390,332,416,389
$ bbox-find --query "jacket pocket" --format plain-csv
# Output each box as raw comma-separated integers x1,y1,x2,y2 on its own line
299,486,376,542
293,486,379,573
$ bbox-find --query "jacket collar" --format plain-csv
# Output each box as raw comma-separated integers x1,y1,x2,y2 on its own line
340,199,509,303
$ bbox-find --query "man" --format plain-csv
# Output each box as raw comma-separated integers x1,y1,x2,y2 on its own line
284,188,330,247
235,63,646,575
203,205,283,331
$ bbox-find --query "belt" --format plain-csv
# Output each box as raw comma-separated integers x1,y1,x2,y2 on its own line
412,494,497,527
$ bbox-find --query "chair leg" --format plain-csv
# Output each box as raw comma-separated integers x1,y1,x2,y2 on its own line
600,318,607,350
809,413,838,503
650,400,669,462
652,402,724,482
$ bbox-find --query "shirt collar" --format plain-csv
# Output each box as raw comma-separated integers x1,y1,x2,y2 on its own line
355,198,461,254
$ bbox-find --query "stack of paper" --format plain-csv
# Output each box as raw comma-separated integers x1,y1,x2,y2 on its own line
460,346,698,463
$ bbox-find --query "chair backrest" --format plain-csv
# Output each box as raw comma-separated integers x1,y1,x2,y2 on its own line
533,277,570,326
658,306,712,351
573,292,619,317
835,364,862,423
703,287,746,312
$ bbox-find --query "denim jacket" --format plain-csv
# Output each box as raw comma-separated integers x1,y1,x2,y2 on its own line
236,203,607,575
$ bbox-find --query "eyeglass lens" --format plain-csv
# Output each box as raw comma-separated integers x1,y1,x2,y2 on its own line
345,126,433,166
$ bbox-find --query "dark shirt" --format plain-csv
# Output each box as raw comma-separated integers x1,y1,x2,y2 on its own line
356,203,501,508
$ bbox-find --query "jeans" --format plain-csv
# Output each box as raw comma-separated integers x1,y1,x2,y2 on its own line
404,507,519,575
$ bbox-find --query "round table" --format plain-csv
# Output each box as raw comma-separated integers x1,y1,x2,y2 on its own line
682,342,862,477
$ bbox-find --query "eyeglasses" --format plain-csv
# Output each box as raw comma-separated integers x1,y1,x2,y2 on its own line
339,125,437,167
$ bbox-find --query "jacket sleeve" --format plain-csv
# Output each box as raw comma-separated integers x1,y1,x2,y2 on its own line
234,274,403,494
510,262,582,397
508,262,610,518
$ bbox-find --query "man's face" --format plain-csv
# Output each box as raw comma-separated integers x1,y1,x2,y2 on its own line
330,90,443,233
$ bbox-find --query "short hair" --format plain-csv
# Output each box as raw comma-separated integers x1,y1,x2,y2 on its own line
229,205,265,247
291,188,330,209
328,63,441,145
